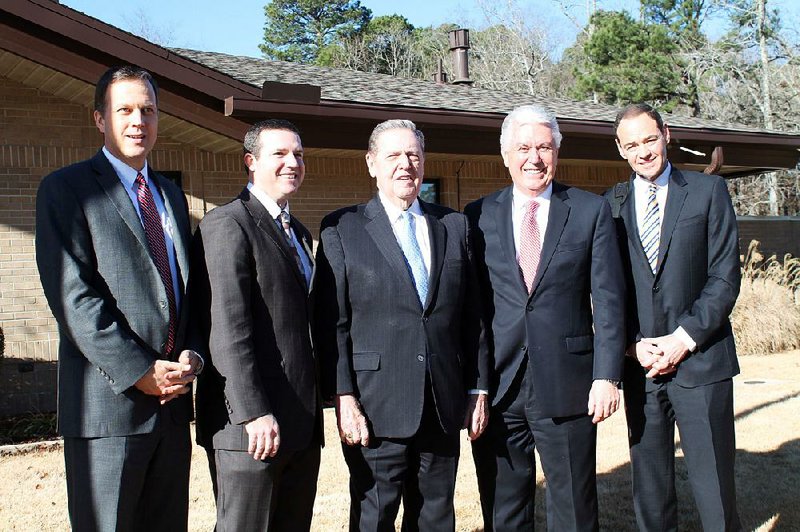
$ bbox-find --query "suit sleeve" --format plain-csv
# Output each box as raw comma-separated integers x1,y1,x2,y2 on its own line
676,177,741,346
462,215,491,391
315,219,356,398
35,173,154,394
199,213,271,424
589,200,626,380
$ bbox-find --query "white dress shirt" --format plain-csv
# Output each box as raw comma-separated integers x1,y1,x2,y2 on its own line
632,163,696,351
247,182,313,288
104,146,181,309
378,192,432,273
512,183,552,262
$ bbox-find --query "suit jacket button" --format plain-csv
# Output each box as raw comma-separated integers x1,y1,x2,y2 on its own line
652,285,660,293
160,300,167,309
526,304,534,312
417,355,424,362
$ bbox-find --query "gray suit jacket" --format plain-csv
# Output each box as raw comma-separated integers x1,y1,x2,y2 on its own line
192,187,321,452
35,150,194,438
315,196,489,439
465,183,626,418
607,168,741,386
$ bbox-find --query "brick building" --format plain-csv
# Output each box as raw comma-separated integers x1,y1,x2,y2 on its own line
2,0,799,415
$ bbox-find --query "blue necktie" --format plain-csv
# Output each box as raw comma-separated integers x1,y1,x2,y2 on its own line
396,211,429,305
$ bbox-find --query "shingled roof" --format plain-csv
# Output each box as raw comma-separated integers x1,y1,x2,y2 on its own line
172,48,785,136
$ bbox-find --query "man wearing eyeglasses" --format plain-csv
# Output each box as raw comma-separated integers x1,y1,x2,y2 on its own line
607,103,741,531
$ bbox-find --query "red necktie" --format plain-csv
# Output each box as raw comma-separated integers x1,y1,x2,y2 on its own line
135,172,177,355
518,200,542,294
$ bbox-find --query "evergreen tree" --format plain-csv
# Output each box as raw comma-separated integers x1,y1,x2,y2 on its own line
260,0,371,64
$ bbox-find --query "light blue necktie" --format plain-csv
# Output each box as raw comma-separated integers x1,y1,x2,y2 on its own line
396,210,429,305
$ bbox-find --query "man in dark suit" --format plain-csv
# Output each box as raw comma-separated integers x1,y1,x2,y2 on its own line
191,119,321,531
607,103,741,531
35,65,202,531
465,104,625,531
314,119,489,531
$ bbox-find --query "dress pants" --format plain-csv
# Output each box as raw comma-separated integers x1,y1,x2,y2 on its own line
213,443,321,532
63,413,191,532
625,373,741,532
472,359,599,531
343,385,460,532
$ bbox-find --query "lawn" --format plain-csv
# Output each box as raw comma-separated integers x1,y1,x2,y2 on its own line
1,351,798,531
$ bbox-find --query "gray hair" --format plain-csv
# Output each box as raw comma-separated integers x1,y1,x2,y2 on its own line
368,119,425,154
500,105,562,153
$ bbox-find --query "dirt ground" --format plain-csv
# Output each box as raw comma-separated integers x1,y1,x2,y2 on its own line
1,351,798,531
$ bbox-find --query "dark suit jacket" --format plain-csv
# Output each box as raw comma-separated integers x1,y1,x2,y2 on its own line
314,196,489,439
35,150,194,437
606,168,740,386
192,187,320,453
465,183,625,419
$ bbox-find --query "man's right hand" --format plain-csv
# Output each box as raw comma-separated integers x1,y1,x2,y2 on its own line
335,394,370,447
245,415,280,461
134,359,194,399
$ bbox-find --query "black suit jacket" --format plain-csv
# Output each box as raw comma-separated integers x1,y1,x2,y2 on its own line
606,168,740,386
35,150,194,437
465,183,625,418
192,187,320,452
314,196,489,439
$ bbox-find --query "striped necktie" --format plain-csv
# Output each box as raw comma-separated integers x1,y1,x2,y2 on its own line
640,183,660,274
135,172,177,355
396,210,429,306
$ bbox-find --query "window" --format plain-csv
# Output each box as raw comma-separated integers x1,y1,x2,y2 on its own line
419,179,440,204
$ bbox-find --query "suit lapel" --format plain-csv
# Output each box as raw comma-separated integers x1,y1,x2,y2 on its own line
91,151,152,254
529,183,568,298
421,200,445,312
620,176,652,272
152,172,190,288
240,187,307,290
364,196,421,304
293,217,315,291
492,187,527,296
656,168,688,276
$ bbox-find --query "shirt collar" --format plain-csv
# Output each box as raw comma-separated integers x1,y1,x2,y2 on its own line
247,182,289,219
103,146,149,188
512,182,552,211
378,191,423,223
635,162,672,189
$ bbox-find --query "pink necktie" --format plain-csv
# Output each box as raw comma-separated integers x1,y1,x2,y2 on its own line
518,200,542,294
135,173,177,355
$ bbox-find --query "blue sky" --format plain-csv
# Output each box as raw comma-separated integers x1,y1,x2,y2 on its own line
60,0,798,59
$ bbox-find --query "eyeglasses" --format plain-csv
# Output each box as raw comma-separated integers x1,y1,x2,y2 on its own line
621,135,665,156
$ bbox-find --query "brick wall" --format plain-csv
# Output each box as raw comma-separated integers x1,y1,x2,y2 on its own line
0,73,629,416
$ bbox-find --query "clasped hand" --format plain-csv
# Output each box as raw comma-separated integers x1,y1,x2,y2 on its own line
634,334,690,378
134,350,202,404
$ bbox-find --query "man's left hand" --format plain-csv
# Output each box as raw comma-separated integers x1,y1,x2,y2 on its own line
160,350,204,404
644,334,690,378
464,393,489,441
587,380,620,424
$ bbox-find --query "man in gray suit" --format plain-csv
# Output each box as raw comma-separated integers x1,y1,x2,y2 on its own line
315,119,489,531
35,65,202,531
607,103,741,531
191,119,321,531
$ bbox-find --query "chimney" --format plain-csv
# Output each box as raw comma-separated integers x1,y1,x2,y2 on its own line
432,58,448,84
448,29,473,86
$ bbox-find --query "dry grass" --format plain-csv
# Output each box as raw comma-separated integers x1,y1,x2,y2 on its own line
732,240,800,355
1,352,799,531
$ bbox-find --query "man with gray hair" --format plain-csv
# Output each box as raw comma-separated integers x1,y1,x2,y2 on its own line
465,104,625,530
315,119,489,530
